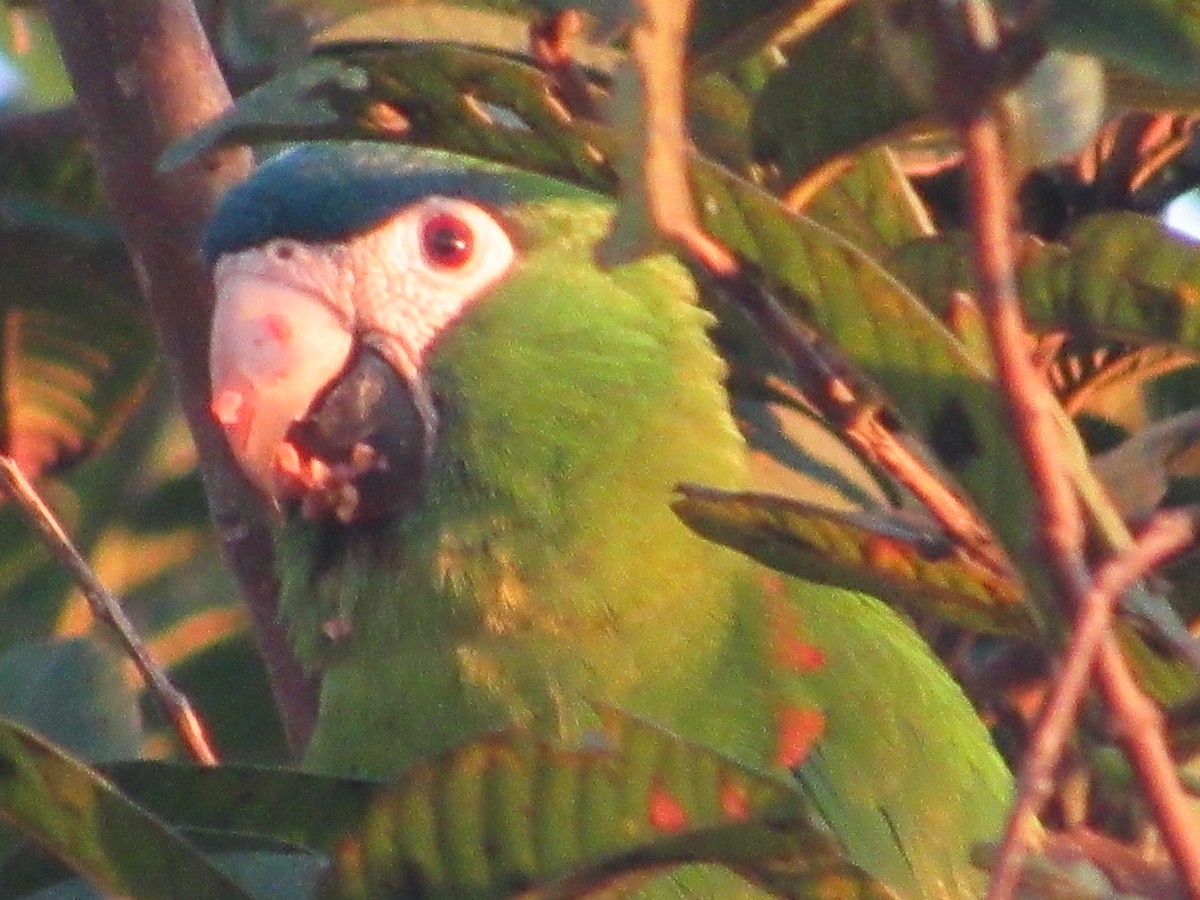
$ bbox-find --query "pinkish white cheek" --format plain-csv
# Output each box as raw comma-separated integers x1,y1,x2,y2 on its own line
209,270,353,498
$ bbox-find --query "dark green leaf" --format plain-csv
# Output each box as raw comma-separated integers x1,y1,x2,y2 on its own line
750,5,926,186
162,43,616,189
891,215,1200,359
315,710,894,899
0,638,142,763
1034,0,1200,87
801,148,934,256
689,0,850,71
95,716,898,899
673,484,1030,634
0,716,252,899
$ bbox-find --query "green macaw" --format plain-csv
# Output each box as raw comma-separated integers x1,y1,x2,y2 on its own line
205,142,1011,898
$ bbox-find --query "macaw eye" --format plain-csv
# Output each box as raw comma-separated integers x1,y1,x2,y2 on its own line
421,213,474,269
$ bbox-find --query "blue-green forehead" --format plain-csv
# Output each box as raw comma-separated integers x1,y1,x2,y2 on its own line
202,143,594,262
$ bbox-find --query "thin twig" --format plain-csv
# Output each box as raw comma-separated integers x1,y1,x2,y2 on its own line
984,510,1198,898
958,76,1200,900
0,458,217,765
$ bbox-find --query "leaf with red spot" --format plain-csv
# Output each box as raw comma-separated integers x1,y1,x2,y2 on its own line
1,710,899,898
307,708,899,898
673,483,1031,634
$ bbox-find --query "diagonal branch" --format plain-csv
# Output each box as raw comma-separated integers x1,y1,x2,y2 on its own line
39,0,318,752
956,59,1200,900
0,457,217,765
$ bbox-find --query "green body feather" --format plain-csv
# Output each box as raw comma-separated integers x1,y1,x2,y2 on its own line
266,159,1011,898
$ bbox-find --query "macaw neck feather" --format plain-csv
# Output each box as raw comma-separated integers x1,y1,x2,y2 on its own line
278,207,751,776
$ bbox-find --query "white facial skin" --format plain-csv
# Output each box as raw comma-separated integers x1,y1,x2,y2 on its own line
209,196,516,502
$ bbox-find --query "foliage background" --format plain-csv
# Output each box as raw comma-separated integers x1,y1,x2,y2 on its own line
6,0,1200,896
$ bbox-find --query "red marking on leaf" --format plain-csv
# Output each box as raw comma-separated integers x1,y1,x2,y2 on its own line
778,636,827,672
647,782,689,832
774,705,826,769
864,535,914,576
768,599,827,673
760,573,785,596
211,389,245,427
719,779,750,821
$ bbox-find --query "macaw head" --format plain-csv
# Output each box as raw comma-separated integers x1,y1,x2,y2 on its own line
204,143,719,528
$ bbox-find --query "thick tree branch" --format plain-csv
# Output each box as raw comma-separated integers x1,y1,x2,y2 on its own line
40,0,318,752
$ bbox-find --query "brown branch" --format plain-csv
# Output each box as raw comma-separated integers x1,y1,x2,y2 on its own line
39,0,318,752
710,270,1012,579
959,88,1200,900
0,457,217,765
984,510,1198,898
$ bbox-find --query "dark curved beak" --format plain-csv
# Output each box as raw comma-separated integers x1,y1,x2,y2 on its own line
281,344,436,524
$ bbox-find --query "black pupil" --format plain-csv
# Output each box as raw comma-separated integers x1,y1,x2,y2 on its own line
424,215,473,267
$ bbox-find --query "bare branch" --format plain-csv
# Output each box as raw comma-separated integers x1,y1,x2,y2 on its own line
0,457,217,765
40,0,318,751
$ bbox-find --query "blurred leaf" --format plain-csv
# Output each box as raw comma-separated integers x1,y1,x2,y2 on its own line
163,42,615,189
316,1,622,73
13,851,325,900
1105,65,1200,108
0,136,157,479
0,228,157,477
673,484,1029,633
0,9,72,109
94,716,900,898
891,215,1200,358
750,5,926,187
168,632,290,765
689,0,850,72
999,51,1106,170
0,638,141,762
0,135,106,219
0,716,253,899
1092,410,1200,522
1032,0,1200,88
801,148,934,255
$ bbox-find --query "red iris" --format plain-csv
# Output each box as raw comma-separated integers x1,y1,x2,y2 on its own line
421,213,474,268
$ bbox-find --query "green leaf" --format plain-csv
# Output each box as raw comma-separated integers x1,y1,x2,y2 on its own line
0,716,253,899
314,710,894,899
750,5,926,186
673,484,1030,634
87,718,897,898
685,157,1036,557
163,42,614,189
801,148,934,256
0,638,142,763
891,214,1200,358
1034,0,1200,88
